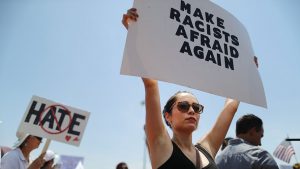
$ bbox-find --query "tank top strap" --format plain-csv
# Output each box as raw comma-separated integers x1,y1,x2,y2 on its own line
195,144,218,169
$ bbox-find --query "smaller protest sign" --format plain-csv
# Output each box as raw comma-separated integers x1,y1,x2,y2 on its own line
17,95,90,146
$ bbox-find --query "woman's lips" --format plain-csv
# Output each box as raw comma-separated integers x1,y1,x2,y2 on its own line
185,117,197,123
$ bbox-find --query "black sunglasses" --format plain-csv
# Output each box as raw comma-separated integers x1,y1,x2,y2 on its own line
175,101,204,114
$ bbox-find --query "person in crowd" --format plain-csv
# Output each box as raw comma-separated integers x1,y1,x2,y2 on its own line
41,150,56,169
293,163,300,169
1,132,45,169
216,114,280,169
220,137,233,151
116,162,128,169
122,8,240,169
1,146,12,158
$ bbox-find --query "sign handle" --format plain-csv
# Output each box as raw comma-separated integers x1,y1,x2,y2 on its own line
41,139,51,153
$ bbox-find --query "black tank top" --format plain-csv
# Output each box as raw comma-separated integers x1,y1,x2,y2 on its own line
158,141,218,169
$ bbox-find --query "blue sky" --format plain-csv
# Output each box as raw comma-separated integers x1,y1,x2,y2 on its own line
0,0,299,169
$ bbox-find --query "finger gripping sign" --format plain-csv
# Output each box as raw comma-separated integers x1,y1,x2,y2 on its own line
17,96,90,146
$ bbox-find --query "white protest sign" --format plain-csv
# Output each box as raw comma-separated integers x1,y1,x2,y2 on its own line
121,0,267,108
17,96,90,146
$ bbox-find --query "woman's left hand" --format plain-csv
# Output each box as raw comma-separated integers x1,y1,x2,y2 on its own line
122,8,139,29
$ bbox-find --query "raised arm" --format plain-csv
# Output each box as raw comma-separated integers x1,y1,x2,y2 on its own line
198,99,239,158
142,78,173,168
122,9,171,168
142,78,170,144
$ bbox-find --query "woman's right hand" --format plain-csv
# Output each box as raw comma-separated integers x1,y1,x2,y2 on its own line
122,8,139,29
28,152,46,169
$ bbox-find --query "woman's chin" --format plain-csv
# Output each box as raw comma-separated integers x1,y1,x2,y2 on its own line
183,125,197,132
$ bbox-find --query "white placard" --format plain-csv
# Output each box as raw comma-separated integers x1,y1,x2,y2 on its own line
121,0,267,108
17,96,90,146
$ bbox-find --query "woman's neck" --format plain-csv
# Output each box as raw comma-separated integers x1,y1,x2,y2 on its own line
172,132,194,150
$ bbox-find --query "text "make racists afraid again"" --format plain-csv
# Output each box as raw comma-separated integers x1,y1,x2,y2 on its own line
170,0,240,70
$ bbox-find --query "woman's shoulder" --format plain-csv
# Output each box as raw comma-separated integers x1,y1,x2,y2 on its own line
195,143,214,160
2,148,23,160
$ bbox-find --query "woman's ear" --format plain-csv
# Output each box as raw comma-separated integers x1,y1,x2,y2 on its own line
165,112,172,125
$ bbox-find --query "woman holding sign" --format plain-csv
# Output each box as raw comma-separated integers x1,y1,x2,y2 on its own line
122,8,240,169
1,132,46,169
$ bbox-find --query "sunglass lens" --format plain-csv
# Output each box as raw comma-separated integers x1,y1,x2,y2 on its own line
177,102,190,112
192,103,200,113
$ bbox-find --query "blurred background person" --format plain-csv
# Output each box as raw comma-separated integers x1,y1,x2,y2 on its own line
41,150,56,169
220,137,233,151
116,162,128,169
1,132,45,169
216,114,279,169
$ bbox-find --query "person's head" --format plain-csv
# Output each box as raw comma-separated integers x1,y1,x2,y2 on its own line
116,162,128,169
293,163,300,169
15,132,42,151
221,137,233,150
41,150,56,169
163,91,204,132
236,114,264,146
